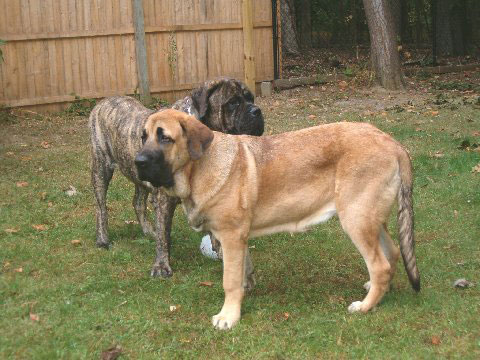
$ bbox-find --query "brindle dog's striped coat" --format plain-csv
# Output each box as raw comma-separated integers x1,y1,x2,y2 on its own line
89,78,264,277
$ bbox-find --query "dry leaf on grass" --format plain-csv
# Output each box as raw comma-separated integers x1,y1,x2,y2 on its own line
5,228,19,234
101,345,122,360
472,163,480,174
124,220,139,225
430,336,441,345
65,186,78,196
169,305,180,312
199,281,213,287
32,224,48,231
308,114,316,119
453,278,474,288
16,181,29,187
71,240,82,246
14,267,23,273
29,313,40,322
40,192,47,201
6,151,14,156
433,151,445,158
40,141,50,149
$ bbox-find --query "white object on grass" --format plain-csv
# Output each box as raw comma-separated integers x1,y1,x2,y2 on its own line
200,234,220,260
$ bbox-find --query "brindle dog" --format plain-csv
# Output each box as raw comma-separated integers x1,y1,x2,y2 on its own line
89,78,264,277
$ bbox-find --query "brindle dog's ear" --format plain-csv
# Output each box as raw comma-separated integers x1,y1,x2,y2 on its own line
180,116,214,160
191,80,223,120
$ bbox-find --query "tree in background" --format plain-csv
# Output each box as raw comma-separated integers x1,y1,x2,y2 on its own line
362,0,405,89
281,0,300,55
297,0,312,49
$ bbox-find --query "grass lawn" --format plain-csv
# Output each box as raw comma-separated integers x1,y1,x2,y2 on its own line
1,73,479,359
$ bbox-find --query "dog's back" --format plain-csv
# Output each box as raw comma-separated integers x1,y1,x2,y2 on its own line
89,96,154,183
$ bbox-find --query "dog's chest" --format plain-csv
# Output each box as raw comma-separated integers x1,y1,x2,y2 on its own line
181,200,207,232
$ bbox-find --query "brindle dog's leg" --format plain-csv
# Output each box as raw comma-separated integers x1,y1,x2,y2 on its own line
91,150,114,249
150,190,178,277
132,185,155,236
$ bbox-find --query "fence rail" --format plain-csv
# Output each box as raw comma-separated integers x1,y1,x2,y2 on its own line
0,0,274,111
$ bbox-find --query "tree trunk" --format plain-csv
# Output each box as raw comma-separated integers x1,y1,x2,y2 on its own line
390,0,401,42
414,0,424,45
363,0,405,90
450,0,467,55
435,0,453,56
297,0,312,49
351,0,358,45
400,0,409,43
280,0,300,55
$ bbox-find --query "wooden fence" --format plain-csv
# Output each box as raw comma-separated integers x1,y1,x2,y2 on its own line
0,0,274,111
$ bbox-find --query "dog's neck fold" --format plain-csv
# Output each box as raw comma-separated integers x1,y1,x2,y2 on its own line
169,133,241,231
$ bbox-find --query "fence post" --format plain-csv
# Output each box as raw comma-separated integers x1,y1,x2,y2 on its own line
242,0,256,95
132,0,151,104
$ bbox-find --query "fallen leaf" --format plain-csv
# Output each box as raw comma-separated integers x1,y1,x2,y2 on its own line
16,181,29,187
431,336,441,345
101,345,122,360
71,240,82,246
338,80,348,89
169,305,180,312
40,141,50,149
199,281,213,287
47,202,54,208
21,156,32,161
32,224,48,231
472,163,480,174
308,114,316,119
124,220,139,225
433,151,444,158
6,151,14,156
453,210,458,218
283,312,290,320
40,192,47,201
29,313,40,322
3,261,10,268
14,267,23,273
5,228,19,234
472,131,480,137
453,278,474,288
65,185,78,197
430,111,439,116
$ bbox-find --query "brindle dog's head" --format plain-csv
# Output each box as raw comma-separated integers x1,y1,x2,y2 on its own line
135,109,214,188
192,78,264,136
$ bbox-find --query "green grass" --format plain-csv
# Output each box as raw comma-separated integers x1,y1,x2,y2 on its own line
1,83,479,359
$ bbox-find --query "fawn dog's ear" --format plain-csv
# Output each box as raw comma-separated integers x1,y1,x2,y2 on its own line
179,116,214,160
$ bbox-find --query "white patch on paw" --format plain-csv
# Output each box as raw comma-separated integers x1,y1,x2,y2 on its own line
212,313,237,330
348,301,363,313
363,281,371,292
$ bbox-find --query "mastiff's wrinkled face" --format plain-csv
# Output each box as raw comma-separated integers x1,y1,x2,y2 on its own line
192,78,264,136
135,109,213,188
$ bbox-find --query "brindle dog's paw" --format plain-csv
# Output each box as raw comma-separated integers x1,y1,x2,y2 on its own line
96,241,110,250
151,264,173,278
